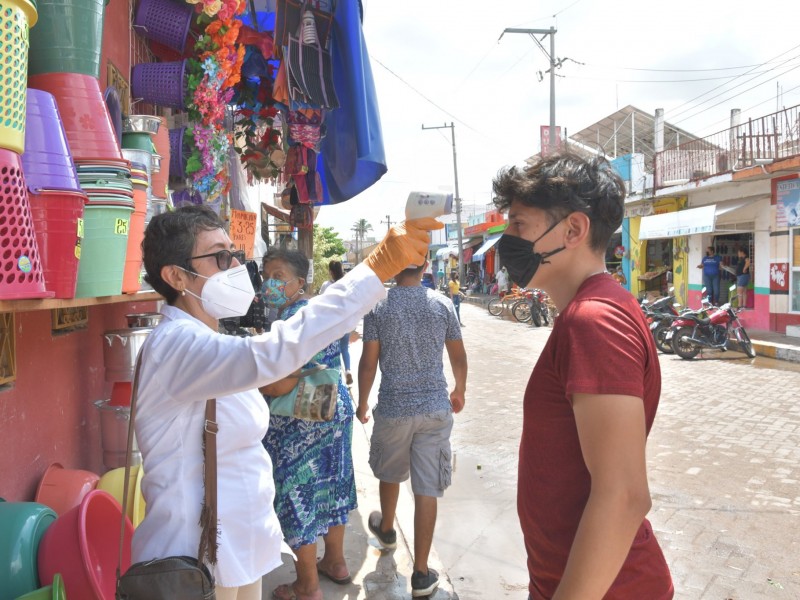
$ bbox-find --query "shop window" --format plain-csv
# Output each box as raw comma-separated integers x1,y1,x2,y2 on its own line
792,229,800,312
0,313,15,387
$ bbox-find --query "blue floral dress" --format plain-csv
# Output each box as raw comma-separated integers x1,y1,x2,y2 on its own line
262,298,357,549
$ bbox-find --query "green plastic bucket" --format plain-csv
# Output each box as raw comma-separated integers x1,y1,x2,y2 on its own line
74,204,132,298
121,131,154,152
27,0,105,78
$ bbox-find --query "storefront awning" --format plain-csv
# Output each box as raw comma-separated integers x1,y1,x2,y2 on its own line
638,205,716,240
473,234,502,261
435,245,458,259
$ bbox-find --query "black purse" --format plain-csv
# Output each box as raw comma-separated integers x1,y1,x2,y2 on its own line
116,350,218,600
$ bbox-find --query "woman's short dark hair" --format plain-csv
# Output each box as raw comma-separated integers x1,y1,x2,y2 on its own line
492,151,625,252
263,248,310,281
142,205,225,304
738,247,749,257
328,260,345,281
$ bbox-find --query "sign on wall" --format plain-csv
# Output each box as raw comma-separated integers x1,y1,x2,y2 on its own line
776,178,800,228
230,209,257,258
770,262,789,293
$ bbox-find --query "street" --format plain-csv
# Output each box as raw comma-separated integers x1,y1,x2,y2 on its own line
423,301,800,600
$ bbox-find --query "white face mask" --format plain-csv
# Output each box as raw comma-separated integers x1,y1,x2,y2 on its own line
183,264,256,319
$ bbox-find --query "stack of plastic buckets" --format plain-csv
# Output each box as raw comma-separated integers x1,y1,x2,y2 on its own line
121,151,149,293
22,89,87,299
0,0,51,301
28,73,131,297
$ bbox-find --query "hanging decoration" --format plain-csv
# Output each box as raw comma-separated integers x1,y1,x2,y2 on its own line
183,1,246,200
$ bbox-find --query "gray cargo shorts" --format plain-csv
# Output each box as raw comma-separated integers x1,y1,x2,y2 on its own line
368,410,454,497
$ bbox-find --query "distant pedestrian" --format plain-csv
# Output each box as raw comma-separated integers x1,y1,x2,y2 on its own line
448,272,464,326
493,151,673,599
496,266,510,296
697,246,721,304
357,261,467,598
736,247,751,309
612,265,627,286
320,259,354,384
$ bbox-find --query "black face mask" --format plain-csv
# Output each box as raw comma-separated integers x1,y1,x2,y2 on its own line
497,220,565,288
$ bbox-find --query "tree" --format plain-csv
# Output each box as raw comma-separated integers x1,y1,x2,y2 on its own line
312,225,346,294
351,218,373,263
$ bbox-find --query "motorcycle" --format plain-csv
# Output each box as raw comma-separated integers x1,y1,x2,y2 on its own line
512,288,550,326
641,288,681,354
666,286,755,360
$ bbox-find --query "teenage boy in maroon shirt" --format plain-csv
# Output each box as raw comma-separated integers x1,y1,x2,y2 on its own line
493,152,673,599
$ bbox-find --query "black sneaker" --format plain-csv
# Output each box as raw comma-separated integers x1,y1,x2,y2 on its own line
411,568,439,597
367,511,397,549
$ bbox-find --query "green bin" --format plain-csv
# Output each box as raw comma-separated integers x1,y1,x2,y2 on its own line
75,205,132,298
27,0,105,78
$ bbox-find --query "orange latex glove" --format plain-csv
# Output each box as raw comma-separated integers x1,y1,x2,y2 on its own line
364,217,444,282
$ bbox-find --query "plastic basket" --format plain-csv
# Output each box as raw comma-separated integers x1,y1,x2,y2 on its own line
131,60,187,110
0,148,53,299
0,0,38,154
28,189,86,298
168,126,187,179
133,0,193,53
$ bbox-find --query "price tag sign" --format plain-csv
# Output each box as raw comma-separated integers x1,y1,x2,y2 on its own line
76,218,84,239
114,218,129,235
230,209,257,259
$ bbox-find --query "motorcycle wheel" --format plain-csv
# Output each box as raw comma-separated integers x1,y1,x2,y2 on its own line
530,304,543,327
671,326,700,360
735,327,756,358
512,300,531,323
653,323,674,354
488,297,504,316
538,302,550,326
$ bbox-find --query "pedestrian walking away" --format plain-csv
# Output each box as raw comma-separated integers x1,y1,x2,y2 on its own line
448,271,465,326
697,245,721,305
493,151,674,599
319,259,354,385
356,260,468,598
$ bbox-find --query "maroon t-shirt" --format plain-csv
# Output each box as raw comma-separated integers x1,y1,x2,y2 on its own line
518,274,673,599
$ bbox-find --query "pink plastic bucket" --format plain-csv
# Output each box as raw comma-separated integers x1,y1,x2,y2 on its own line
34,462,100,517
37,490,133,600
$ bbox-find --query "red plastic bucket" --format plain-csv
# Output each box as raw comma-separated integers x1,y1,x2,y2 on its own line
0,148,53,299
34,462,100,517
150,116,170,199
28,73,123,162
28,190,86,298
37,490,133,600
121,206,145,293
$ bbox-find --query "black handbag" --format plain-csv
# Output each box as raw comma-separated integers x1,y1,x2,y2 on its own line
116,350,219,600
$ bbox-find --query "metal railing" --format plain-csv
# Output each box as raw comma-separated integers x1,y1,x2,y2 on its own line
654,104,800,188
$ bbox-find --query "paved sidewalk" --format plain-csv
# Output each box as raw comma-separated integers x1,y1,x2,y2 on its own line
463,293,800,363
262,340,458,600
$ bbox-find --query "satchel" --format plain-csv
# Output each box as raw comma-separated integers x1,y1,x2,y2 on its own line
269,364,339,421
116,350,219,599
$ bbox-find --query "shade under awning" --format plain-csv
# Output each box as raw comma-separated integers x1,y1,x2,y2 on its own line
638,205,716,240
473,234,502,261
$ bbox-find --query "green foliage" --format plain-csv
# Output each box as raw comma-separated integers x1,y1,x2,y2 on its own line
312,226,346,293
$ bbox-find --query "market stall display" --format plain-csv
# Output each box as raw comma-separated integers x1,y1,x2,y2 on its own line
0,500,57,600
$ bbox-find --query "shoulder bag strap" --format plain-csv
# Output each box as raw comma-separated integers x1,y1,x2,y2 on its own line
198,398,218,565
116,349,143,582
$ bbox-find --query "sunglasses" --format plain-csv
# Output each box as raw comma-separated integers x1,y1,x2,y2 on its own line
189,249,246,270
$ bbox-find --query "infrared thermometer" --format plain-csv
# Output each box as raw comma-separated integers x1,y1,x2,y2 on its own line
405,192,453,220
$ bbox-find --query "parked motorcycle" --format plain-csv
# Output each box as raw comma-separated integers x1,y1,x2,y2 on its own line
641,289,681,354
513,288,549,326
666,286,755,359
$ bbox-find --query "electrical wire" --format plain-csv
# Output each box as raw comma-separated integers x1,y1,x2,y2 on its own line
556,70,777,83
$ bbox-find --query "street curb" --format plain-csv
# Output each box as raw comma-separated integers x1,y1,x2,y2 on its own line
750,339,800,363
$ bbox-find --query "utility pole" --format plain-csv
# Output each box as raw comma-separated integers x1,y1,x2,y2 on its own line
421,122,464,283
500,26,559,154
380,214,394,232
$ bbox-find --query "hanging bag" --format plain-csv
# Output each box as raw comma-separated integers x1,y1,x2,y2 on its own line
268,363,339,421
273,0,334,59
286,2,340,109
116,350,218,600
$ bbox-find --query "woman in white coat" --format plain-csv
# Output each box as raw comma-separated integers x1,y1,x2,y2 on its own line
131,205,439,600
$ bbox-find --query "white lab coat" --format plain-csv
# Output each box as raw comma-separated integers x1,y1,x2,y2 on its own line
131,264,385,586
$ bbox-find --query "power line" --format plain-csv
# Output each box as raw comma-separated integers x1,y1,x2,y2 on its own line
557,70,778,83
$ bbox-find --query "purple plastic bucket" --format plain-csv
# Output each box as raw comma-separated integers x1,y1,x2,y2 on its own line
168,127,187,180
131,61,187,110
21,89,81,193
133,0,194,53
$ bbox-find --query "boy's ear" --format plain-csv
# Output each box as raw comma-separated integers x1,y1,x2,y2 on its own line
562,212,591,248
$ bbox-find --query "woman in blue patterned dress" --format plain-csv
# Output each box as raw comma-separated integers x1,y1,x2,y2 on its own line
260,249,356,600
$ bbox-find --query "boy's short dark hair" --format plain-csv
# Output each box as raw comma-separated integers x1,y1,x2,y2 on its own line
492,151,625,252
